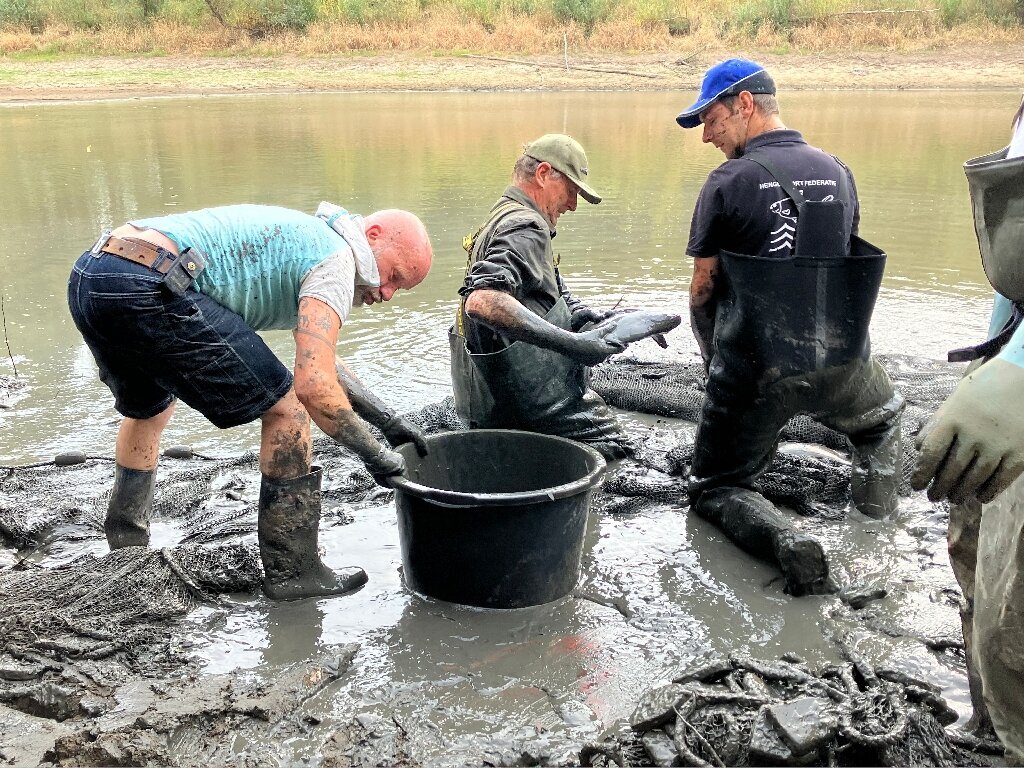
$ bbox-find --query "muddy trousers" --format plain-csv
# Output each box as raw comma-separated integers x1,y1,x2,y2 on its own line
689,357,904,594
947,498,994,736
962,475,1024,762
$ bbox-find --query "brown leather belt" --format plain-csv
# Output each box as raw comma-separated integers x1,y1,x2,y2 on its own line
98,236,176,274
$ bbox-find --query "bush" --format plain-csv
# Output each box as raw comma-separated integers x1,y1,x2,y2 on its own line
499,0,536,13
0,0,44,27
729,0,792,32
230,0,317,30
938,0,965,25
332,0,417,24
627,0,672,25
550,0,608,32
667,14,689,33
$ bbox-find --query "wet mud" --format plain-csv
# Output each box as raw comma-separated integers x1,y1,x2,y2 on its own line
0,375,27,411
0,406,981,767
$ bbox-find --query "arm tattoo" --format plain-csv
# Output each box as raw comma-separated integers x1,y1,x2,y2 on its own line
295,327,335,349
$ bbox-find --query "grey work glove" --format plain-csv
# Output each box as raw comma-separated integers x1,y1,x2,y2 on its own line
567,330,626,366
363,445,407,488
336,361,429,457
911,358,1024,505
380,415,429,457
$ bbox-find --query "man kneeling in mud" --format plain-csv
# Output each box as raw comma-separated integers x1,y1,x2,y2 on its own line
677,59,903,595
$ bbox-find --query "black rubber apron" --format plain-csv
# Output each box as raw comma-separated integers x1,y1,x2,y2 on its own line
449,206,627,458
712,151,887,395
691,150,903,522
948,147,1024,363
965,147,1024,304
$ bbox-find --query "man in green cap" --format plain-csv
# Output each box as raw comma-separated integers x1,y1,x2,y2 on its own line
449,134,632,459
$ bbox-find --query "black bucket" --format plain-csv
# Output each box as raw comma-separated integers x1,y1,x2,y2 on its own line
391,430,606,609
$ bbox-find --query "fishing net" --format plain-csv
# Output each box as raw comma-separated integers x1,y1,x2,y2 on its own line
591,352,963,515
582,653,1003,767
0,543,260,670
0,400,469,672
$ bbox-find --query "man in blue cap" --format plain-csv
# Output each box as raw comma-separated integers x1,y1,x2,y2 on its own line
676,59,904,595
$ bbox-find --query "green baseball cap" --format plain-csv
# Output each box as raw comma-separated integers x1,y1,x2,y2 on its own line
524,133,602,204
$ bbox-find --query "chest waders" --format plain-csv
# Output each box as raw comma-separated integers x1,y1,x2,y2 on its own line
689,150,904,596
954,144,1024,759
449,202,629,460
949,148,1024,364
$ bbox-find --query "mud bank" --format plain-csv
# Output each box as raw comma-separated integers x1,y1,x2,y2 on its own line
0,45,1022,104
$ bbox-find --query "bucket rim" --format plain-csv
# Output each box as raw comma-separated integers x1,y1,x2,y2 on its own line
390,429,607,508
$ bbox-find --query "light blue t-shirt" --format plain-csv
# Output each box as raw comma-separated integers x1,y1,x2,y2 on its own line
985,292,1024,369
132,204,346,330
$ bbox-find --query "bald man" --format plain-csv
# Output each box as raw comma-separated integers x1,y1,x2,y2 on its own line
69,203,433,600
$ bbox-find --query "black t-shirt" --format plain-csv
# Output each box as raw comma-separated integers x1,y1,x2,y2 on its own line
687,129,860,259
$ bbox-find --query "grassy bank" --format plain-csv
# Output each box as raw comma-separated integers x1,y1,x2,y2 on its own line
1,0,1022,58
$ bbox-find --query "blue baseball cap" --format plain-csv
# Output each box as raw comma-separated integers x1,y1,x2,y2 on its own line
675,59,777,129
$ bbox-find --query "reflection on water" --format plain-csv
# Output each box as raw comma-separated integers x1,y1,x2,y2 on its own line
0,90,1014,463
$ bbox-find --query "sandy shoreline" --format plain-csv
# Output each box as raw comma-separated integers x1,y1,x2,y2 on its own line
1,46,1022,103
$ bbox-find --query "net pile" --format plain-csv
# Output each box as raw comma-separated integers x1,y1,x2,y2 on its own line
581,653,1002,767
0,544,260,670
0,402,466,668
592,352,963,497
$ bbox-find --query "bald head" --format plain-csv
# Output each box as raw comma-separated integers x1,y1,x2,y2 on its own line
359,209,433,305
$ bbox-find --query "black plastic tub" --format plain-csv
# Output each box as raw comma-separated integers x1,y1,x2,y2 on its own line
391,430,607,609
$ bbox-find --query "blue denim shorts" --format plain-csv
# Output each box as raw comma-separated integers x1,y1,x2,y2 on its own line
68,250,293,429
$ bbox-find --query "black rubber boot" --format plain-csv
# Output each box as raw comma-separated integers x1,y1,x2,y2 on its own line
696,487,836,597
105,464,155,549
773,530,835,597
258,467,368,600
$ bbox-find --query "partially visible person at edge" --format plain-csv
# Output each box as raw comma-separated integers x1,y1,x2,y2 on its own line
911,96,1024,760
68,203,433,601
449,134,632,460
678,59,905,596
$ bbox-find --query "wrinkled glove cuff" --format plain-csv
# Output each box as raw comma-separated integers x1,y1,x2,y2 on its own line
364,445,406,479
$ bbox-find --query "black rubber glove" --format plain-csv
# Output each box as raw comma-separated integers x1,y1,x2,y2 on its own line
336,361,429,457
363,445,407,488
570,306,615,332
567,332,626,366
380,415,429,457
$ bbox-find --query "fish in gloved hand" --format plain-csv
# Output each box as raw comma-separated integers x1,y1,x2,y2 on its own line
576,310,682,350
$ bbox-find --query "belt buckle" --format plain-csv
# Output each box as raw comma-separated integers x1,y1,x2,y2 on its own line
90,229,112,256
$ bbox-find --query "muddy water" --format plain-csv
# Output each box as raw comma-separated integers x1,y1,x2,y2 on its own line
0,91,1019,763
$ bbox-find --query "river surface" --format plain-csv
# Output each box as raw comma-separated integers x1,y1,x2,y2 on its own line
0,90,1014,463
1,91,1020,763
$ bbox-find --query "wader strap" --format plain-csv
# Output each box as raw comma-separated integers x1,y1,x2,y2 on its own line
742,150,851,211
948,302,1024,363
455,200,536,338
741,149,855,371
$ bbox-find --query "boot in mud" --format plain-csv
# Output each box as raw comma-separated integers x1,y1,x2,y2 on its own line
105,464,155,549
773,530,835,596
258,467,368,600
696,487,836,596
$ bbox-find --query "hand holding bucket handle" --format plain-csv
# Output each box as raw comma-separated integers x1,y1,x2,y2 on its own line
364,445,408,489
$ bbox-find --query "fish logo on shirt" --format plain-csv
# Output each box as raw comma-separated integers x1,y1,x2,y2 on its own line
768,197,797,254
